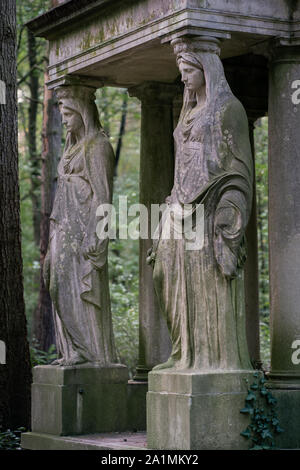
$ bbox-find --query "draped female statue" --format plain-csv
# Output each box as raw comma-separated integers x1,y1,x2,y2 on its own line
148,38,253,371
43,85,118,367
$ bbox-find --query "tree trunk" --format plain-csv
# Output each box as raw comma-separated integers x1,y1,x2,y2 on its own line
0,0,32,430
115,90,128,174
27,28,40,247
32,45,61,351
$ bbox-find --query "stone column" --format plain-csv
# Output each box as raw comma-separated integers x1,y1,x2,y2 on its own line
267,42,300,448
129,83,177,381
244,117,261,367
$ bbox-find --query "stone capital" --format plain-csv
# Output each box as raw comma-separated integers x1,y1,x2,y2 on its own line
252,37,300,64
171,35,222,57
48,74,104,91
128,82,181,104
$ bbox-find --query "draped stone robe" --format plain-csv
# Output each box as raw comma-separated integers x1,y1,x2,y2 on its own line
44,132,117,365
152,95,253,371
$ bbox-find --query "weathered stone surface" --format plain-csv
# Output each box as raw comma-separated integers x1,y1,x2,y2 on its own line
147,369,255,450
33,363,128,385
264,387,300,449
268,45,300,381
21,431,147,450
146,34,254,450
127,380,147,431
31,365,129,435
149,36,253,372
43,83,119,367
266,44,300,449
26,0,298,88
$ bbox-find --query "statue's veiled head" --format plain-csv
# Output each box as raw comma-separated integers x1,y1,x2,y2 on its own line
56,85,101,144
172,37,232,116
178,59,205,93
60,106,83,135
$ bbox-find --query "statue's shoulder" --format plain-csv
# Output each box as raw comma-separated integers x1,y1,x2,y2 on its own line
222,95,247,117
220,95,248,132
84,131,115,160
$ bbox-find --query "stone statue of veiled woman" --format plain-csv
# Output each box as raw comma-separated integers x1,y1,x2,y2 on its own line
43,85,118,367
149,38,253,371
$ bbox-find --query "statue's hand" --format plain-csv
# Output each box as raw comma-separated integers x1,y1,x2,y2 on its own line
81,237,108,268
43,251,51,289
146,246,156,268
82,243,98,260
215,206,238,236
214,193,245,278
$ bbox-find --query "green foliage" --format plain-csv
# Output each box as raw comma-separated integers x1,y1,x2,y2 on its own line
109,173,140,378
0,428,26,450
240,372,284,449
96,88,141,377
30,343,57,367
254,118,270,368
260,321,271,367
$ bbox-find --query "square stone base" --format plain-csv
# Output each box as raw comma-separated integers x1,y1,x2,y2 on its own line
31,364,129,436
266,379,300,449
147,369,256,450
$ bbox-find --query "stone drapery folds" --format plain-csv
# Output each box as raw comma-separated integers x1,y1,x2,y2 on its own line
43,84,118,367
150,37,253,371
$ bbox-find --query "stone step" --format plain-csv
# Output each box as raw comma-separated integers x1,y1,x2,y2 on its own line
21,431,148,451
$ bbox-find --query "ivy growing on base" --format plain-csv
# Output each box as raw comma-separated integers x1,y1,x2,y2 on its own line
240,372,284,450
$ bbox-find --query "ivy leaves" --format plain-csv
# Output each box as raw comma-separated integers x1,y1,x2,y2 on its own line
240,372,284,450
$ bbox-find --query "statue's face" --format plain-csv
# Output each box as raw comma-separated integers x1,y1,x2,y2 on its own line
179,61,205,92
61,106,83,134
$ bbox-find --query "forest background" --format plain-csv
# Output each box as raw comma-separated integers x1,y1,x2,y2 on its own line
0,0,270,446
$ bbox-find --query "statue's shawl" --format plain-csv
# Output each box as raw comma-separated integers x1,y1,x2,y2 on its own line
79,133,115,309
49,130,115,310
153,51,253,278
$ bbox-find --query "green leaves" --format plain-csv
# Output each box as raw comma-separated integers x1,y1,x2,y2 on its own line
246,391,257,402
240,406,254,415
240,428,251,438
30,343,57,367
0,428,26,450
240,372,284,449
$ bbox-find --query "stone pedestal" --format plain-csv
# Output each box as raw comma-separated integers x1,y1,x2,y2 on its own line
30,364,129,436
147,370,255,450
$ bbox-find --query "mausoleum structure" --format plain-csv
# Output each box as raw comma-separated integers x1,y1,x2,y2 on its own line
22,0,300,450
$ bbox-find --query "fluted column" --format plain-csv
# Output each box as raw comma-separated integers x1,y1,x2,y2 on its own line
129,83,179,380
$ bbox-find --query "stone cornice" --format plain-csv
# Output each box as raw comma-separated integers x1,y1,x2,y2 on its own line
26,0,123,37
26,0,300,89
27,0,297,40
50,74,104,89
